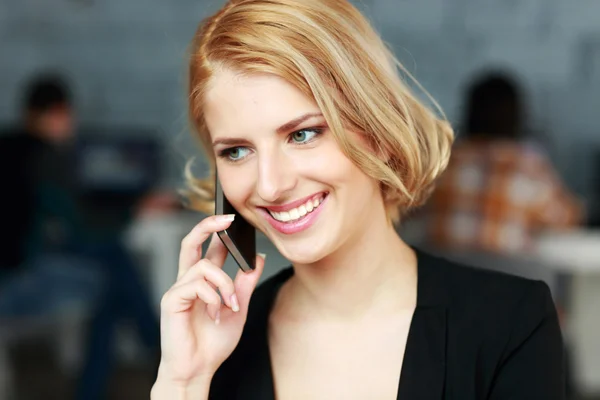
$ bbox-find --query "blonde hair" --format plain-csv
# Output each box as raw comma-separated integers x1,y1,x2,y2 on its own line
185,0,454,223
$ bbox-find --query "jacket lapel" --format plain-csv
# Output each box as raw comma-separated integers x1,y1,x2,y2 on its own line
233,271,289,400
236,346,275,400
396,248,450,399
396,306,447,399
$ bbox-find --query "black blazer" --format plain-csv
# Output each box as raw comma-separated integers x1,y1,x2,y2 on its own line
210,248,565,399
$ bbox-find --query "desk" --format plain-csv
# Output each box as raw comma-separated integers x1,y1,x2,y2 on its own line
125,212,198,309
536,230,600,273
535,230,600,396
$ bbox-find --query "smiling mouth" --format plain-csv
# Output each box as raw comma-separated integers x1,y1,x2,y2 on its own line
265,193,327,223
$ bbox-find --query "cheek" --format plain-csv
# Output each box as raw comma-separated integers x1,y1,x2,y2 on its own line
218,165,255,209
299,139,375,190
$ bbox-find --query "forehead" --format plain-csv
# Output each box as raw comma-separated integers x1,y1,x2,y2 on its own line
203,69,320,138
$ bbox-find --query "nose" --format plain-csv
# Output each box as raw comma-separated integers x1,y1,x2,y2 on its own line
256,149,297,203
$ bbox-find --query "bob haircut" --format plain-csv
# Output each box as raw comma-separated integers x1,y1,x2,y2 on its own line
185,0,454,223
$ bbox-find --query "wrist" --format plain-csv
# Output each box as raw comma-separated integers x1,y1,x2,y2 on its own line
151,375,212,400
153,365,214,400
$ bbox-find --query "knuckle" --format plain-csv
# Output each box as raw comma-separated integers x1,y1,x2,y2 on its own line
180,234,193,247
199,284,219,305
197,257,212,266
208,293,221,305
196,258,212,271
206,265,231,285
160,290,173,309
215,281,234,298
221,276,235,292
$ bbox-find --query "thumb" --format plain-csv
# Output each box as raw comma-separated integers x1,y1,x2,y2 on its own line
233,253,266,311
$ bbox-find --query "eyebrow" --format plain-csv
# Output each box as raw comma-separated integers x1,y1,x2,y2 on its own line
211,137,252,147
211,112,324,147
275,112,323,134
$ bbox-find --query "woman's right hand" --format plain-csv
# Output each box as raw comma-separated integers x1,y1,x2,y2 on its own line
154,214,265,390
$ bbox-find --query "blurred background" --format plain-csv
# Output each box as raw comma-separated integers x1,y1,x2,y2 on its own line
0,0,599,399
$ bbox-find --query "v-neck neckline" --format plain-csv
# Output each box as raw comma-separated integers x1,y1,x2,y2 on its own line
244,248,448,400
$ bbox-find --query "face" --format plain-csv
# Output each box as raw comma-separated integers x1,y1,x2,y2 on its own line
203,69,386,264
31,106,74,143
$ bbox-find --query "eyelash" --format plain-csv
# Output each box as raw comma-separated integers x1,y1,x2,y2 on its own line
217,127,325,163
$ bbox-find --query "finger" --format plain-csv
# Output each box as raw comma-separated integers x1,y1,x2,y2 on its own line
204,232,229,268
176,259,238,311
178,214,235,279
234,253,266,312
206,302,222,324
161,279,221,319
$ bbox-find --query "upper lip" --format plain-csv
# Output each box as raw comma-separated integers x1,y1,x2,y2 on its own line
261,192,327,212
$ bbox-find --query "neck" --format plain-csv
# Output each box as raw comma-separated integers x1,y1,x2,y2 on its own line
285,212,417,320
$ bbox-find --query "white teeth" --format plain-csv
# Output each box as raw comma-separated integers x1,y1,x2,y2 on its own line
298,205,307,216
279,211,291,222
269,195,325,223
289,208,300,220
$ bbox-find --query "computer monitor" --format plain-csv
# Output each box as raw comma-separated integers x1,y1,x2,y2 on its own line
74,128,162,217
75,129,161,195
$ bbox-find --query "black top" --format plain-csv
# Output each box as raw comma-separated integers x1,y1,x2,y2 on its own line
0,132,46,269
0,129,82,270
0,128,140,273
210,249,564,399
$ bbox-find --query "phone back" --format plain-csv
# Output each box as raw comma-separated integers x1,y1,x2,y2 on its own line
215,176,256,271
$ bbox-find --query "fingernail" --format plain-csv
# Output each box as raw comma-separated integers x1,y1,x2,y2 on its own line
258,253,267,260
215,309,221,325
230,294,240,312
216,214,235,222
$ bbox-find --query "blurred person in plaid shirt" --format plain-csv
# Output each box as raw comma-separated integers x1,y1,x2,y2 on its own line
424,72,584,254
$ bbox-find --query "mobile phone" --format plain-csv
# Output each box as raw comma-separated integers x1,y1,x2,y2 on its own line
215,172,256,272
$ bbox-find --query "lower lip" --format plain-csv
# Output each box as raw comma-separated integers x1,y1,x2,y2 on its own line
260,194,328,235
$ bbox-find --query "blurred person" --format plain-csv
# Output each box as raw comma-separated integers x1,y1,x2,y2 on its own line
0,74,99,313
151,1,565,399
424,72,584,254
0,74,167,400
419,72,581,397
0,74,72,268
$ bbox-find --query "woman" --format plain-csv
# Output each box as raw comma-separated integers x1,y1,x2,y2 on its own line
425,72,582,254
152,0,564,399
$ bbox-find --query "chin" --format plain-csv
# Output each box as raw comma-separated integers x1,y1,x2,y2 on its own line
265,230,335,265
277,244,328,265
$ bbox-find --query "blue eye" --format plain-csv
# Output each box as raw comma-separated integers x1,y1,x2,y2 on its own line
290,128,321,144
223,147,250,161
